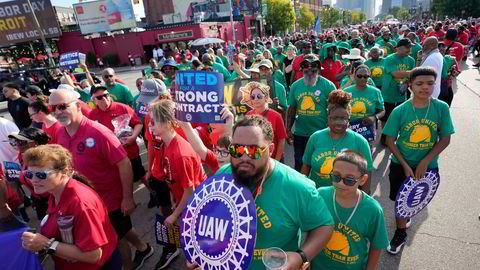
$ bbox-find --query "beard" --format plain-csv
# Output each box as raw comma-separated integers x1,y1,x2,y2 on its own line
231,159,269,189
57,115,72,126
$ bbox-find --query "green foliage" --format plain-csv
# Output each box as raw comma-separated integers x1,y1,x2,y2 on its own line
320,7,342,28
265,0,296,34
298,4,316,30
432,0,480,18
102,54,120,66
389,6,410,20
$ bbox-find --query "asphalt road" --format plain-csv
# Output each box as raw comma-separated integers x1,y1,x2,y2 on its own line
2,62,480,270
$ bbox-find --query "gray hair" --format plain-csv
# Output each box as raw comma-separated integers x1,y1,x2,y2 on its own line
102,68,115,76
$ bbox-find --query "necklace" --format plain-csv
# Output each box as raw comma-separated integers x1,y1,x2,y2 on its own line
330,130,347,152
253,160,276,201
411,98,431,123
332,189,362,226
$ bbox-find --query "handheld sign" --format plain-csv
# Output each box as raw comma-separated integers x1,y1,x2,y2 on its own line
3,162,21,182
395,170,440,219
349,119,376,142
155,215,181,248
175,71,225,123
224,77,274,116
59,51,86,69
181,173,256,270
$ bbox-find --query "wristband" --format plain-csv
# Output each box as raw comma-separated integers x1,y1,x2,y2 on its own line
296,249,309,263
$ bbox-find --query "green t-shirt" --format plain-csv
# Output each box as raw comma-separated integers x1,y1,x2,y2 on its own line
339,77,375,89
177,63,190,71
288,77,337,137
364,58,385,88
442,55,454,79
273,80,287,109
410,43,422,62
75,87,91,103
273,53,286,70
106,83,134,106
215,161,334,270
230,68,249,80
269,47,277,57
273,69,287,91
215,55,223,65
344,85,384,122
219,55,230,70
302,128,372,188
382,99,455,168
143,67,153,78
212,62,232,82
381,53,415,103
376,39,397,56
312,186,389,270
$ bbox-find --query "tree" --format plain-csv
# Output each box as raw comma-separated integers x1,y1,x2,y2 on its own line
389,6,401,18
385,14,394,19
350,11,366,24
432,0,480,18
265,0,296,34
298,4,316,30
319,7,342,28
397,8,410,20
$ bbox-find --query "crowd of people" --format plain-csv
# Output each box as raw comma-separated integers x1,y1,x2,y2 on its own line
1,16,472,270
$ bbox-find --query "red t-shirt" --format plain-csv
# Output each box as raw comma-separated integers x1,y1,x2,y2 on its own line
444,40,465,63
469,26,477,36
246,109,287,158
89,102,141,159
457,31,469,45
292,54,305,82
321,59,345,88
203,150,220,174
42,121,62,144
154,135,206,203
40,179,117,270
428,30,445,40
56,117,127,212
78,100,92,119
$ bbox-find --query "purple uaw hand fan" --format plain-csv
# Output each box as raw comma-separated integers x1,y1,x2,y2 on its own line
395,170,440,219
180,173,256,270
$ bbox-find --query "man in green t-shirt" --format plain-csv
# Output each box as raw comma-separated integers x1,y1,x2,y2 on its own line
216,48,230,70
376,30,397,56
312,151,389,270
212,115,334,270
383,67,455,255
364,47,385,89
257,59,288,112
379,39,415,144
143,58,158,78
202,53,233,82
407,32,423,63
102,68,134,106
273,46,286,71
287,54,337,172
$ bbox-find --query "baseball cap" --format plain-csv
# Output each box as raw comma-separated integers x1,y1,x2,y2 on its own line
161,59,178,71
8,128,49,144
396,38,413,48
258,59,273,69
137,79,169,104
90,84,108,95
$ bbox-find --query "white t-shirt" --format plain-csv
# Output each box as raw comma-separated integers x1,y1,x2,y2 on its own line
422,51,444,99
0,118,19,163
157,48,164,57
152,48,158,58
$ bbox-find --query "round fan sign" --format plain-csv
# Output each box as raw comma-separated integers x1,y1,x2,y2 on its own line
395,170,440,218
181,173,256,270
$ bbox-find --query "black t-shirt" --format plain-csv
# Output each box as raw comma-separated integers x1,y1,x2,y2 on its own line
283,57,294,87
8,97,32,129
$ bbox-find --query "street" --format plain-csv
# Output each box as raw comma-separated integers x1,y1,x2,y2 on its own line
1,61,480,270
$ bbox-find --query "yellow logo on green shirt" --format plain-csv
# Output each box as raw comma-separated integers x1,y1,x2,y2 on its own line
323,224,361,264
316,156,335,177
300,96,316,111
410,125,431,143
351,101,367,114
326,231,350,255
371,67,383,78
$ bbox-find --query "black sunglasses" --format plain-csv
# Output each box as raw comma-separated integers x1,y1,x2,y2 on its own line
330,173,359,186
356,74,370,79
95,93,110,101
24,169,57,180
103,74,114,78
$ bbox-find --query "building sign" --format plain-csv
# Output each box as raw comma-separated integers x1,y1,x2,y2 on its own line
0,0,61,46
73,0,136,35
157,30,193,41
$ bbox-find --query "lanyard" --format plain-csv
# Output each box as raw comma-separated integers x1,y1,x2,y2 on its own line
332,189,362,227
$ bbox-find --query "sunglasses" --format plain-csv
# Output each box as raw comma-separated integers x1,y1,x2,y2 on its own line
103,74,114,78
24,169,57,180
214,148,230,157
95,93,110,101
9,139,28,147
250,93,265,100
301,63,318,69
330,173,359,186
356,74,370,79
228,144,268,160
51,101,74,112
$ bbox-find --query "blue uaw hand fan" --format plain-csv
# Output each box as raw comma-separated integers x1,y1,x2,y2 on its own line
395,170,440,219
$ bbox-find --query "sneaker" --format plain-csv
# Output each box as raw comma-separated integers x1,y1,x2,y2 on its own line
132,243,154,270
406,218,412,229
386,229,407,255
147,192,158,209
155,247,180,269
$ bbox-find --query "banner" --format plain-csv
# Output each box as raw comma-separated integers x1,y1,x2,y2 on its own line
0,227,44,270
223,77,274,116
0,0,61,46
349,119,376,142
59,51,86,69
175,71,225,124
73,0,136,35
155,214,181,248
395,170,440,219
181,173,256,270
3,161,21,182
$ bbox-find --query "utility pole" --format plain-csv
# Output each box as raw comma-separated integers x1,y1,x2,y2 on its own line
26,0,55,67
228,0,236,41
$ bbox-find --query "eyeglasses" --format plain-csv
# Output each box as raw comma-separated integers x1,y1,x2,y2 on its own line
24,169,57,180
9,139,28,147
228,144,268,160
94,93,110,101
51,101,75,112
250,93,265,100
301,63,318,70
103,74,114,78
330,173,360,186
356,74,370,79
214,148,230,157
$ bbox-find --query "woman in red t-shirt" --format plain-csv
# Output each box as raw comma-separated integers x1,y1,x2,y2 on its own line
28,101,62,144
21,144,121,270
245,82,287,161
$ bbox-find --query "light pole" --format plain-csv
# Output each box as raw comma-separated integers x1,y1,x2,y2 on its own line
228,0,236,41
26,0,55,67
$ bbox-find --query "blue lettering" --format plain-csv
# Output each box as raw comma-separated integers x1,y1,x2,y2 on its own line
196,73,206,85
206,73,217,85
